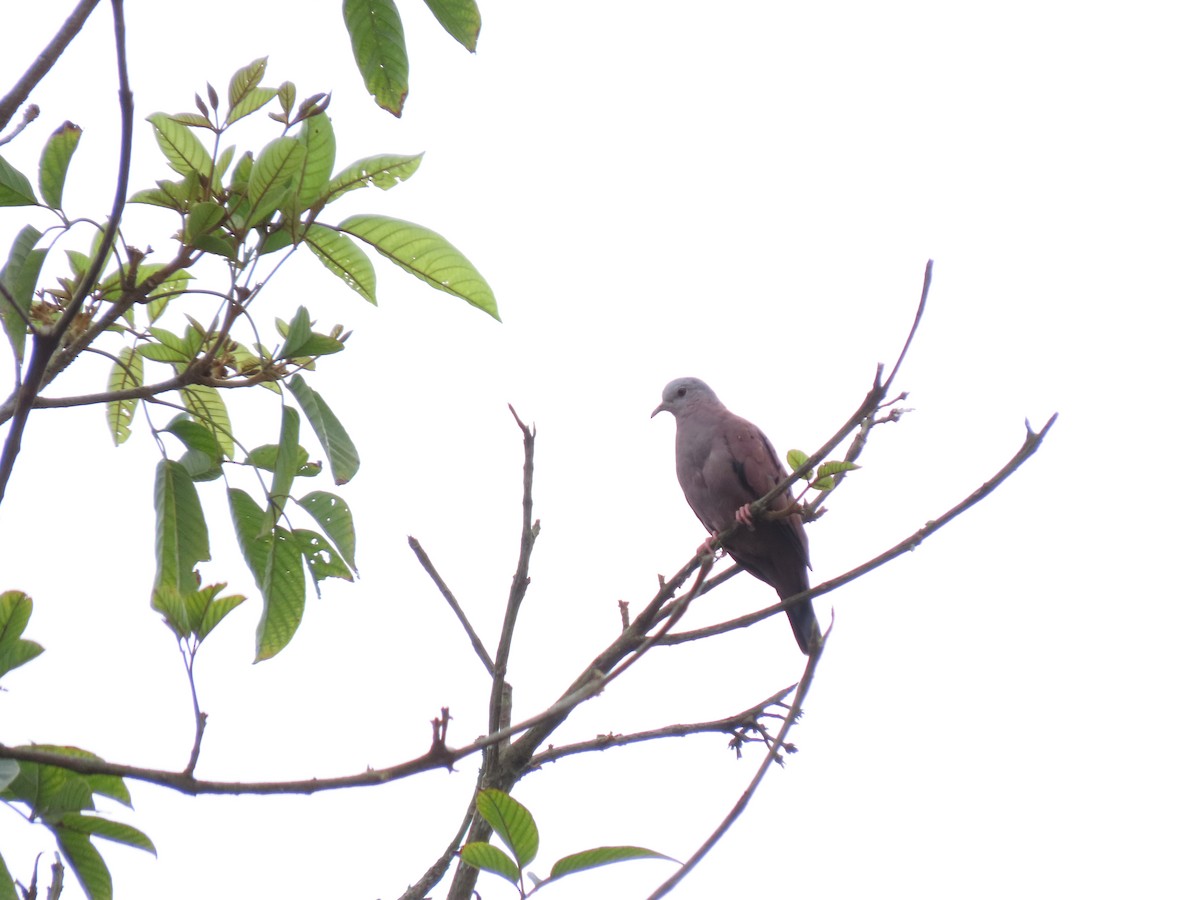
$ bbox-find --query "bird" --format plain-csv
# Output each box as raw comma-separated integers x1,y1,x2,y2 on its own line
652,377,820,654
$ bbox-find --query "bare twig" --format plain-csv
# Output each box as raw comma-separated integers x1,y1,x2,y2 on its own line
882,259,933,393
446,407,541,900
646,635,827,899
527,683,797,768
0,0,101,132
0,104,39,147
409,536,494,675
397,803,478,900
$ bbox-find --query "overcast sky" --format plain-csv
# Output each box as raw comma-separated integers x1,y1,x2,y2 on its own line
2,2,1197,898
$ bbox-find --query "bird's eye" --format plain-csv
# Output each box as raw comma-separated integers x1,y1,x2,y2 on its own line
675,387,686,398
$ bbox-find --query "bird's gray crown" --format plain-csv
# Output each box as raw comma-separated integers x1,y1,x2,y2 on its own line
652,377,721,418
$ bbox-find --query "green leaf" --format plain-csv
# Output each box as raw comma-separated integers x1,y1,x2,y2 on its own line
0,154,36,206
145,270,194,322
1,225,46,362
151,583,189,637
817,460,860,479
278,306,314,359
246,136,304,226
460,842,520,884
195,588,246,641
422,0,481,51
246,444,320,477
226,58,270,123
786,449,810,473
323,153,422,204
811,459,861,490
181,384,234,458
228,87,276,126
153,459,211,592
267,405,301,524
294,112,336,210
547,846,677,881
0,590,44,681
147,113,214,179
57,812,156,854
339,214,497,318
298,491,357,571
276,81,296,119
286,375,359,484
185,201,225,242
343,0,409,116
227,490,306,661
475,789,538,867
128,186,180,209
167,112,213,129
304,224,376,302
0,849,19,900
294,528,353,585
259,227,298,255
38,121,82,209
153,582,244,641
193,232,240,260
105,347,143,445
214,145,235,187
0,759,19,792
139,342,190,364
55,829,112,900
164,413,223,462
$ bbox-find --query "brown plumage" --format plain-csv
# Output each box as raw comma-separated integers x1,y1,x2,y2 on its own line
653,377,820,654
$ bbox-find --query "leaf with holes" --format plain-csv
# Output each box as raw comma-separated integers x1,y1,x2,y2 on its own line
343,0,409,116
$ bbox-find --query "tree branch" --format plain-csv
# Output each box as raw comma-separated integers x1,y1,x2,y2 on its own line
647,637,827,899
408,536,494,675
0,0,101,132
527,683,797,769
0,0,132,506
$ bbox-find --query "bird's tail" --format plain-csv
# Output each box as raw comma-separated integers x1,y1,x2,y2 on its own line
781,593,821,656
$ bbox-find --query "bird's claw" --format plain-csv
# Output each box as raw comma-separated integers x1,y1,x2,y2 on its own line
697,534,723,558
735,503,756,530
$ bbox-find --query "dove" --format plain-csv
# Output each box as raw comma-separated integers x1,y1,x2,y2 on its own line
653,377,820,654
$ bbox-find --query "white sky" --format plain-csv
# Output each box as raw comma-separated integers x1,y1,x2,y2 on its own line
1,1,1197,898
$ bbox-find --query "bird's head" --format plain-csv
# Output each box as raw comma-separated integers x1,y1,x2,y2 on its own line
651,377,720,419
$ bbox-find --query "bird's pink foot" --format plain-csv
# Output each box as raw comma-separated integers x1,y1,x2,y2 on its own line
696,533,722,557
735,503,756,529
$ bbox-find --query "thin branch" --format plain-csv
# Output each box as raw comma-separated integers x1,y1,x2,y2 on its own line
397,803,478,900
882,259,932,394
0,0,133,505
662,413,1059,645
0,282,35,330
735,262,933,530
486,406,539,763
0,104,39,147
0,0,101,132
527,683,797,768
408,536,494,675
178,643,206,777
27,366,279,410
646,636,827,899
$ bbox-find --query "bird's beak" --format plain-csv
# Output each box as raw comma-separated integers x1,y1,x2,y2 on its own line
651,402,665,419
